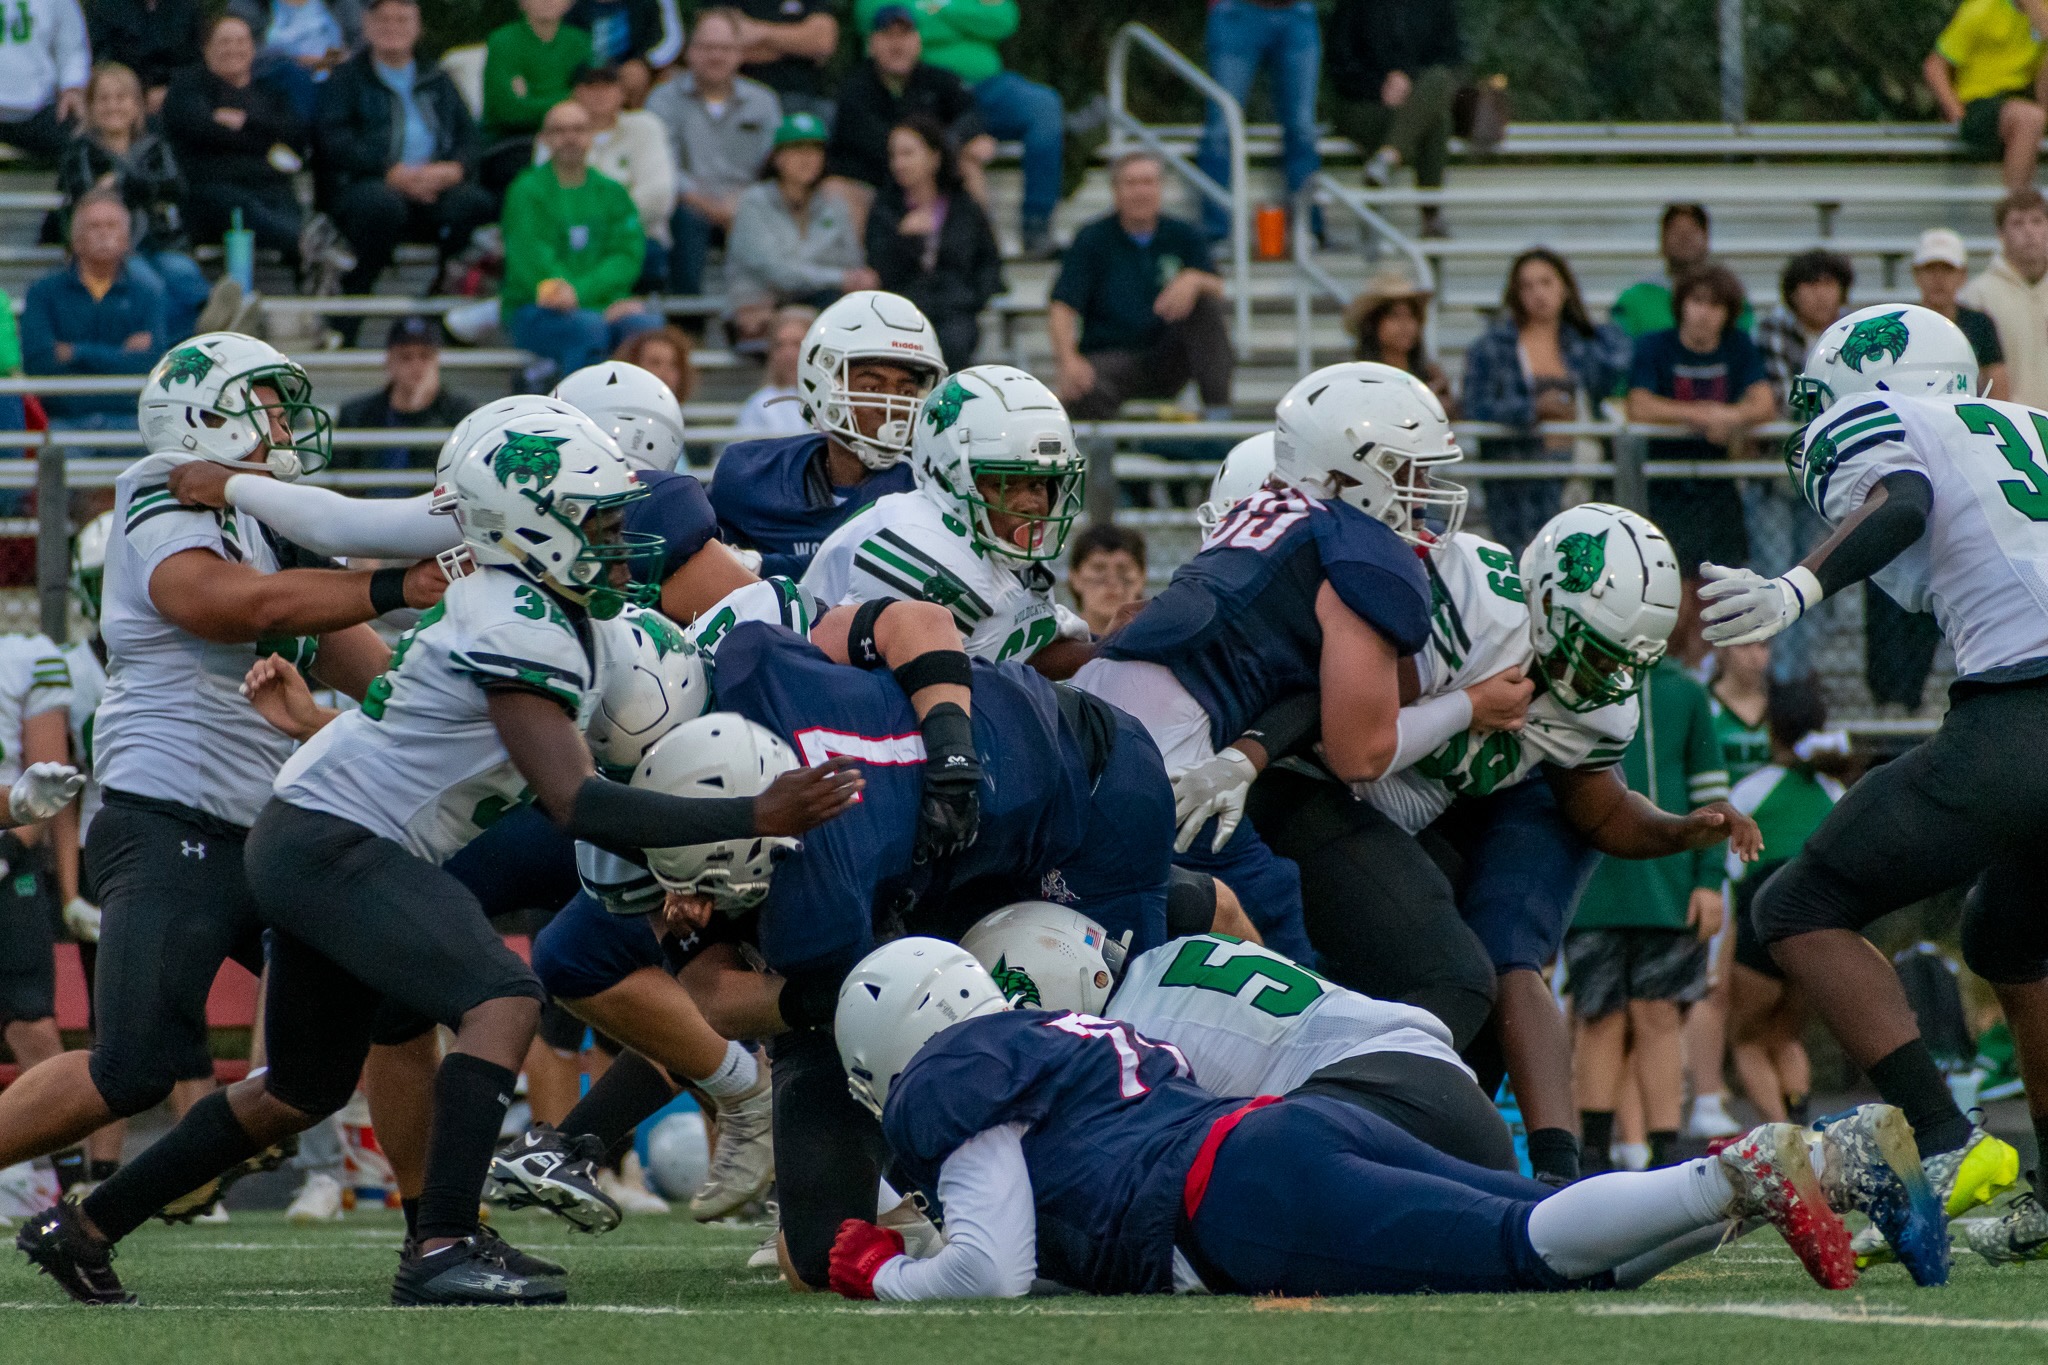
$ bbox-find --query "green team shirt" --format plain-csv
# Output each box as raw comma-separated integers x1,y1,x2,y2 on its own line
854,0,1016,85
483,19,595,136
1708,691,1771,784
499,165,645,314
1724,763,1842,884
1611,279,1755,340
1570,658,1730,932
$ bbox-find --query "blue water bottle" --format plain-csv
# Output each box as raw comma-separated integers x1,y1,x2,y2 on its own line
224,208,255,293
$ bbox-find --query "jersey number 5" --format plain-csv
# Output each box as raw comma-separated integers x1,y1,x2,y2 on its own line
1958,403,2048,522
1156,938,1329,1017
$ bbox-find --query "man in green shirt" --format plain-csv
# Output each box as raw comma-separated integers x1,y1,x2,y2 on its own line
852,0,1062,253
1565,656,1731,1170
1612,203,1753,339
502,99,657,383
482,0,595,189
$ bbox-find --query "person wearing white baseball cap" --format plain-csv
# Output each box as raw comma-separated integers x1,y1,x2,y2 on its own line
1913,227,2007,399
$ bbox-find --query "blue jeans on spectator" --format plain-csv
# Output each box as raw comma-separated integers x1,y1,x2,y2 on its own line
127,251,212,341
1196,0,1321,241
668,202,717,296
510,304,664,383
639,237,670,295
972,71,1063,233
256,53,321,123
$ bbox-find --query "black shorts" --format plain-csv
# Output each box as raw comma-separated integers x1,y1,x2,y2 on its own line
242,799,544,1114
1961,94,2026,161
1564,927,1709,1018
84,791,266,1114
1291,1049,1518,1172
1732,862,1786,980
769,1025,890,1290
0,839,54,1023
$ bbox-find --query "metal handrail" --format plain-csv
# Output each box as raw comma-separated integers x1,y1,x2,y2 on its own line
1295,174,1438,357
1105,23,1251,347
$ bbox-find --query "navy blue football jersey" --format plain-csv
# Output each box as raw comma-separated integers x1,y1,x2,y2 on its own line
1101,489,1431,749
711,623,1140,978
884,1008,1234,1295
625,468,721,585
708,435,914,579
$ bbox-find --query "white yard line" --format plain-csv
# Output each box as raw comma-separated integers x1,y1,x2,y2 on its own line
1584,1302,2048,1331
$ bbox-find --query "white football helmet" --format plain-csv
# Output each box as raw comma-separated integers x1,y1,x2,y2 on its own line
1196,430,1276,532
960,902,1122,1016
911,365,1086,562
138,332,329,480
553,361,688,474
432,395,588,515
796,290,947,470
1520,503,1682,714
447,406,662,619
587,606,712,773
836,937,1007,1118
632,713,801,911
1271,362,1466,545
72,511,113,624
1790,302,1978,426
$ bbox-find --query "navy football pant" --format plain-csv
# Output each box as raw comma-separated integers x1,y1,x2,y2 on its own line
1189,1094,1571,1296
1174,818,1311,965
1435,778,1598,975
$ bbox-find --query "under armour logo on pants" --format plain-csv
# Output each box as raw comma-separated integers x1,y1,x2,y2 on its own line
181,841,206,859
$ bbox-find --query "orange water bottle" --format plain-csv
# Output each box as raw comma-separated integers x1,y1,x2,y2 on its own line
1255,204,1288,260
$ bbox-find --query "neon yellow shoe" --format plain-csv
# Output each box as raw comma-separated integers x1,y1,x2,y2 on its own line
1850,1125,2020,1268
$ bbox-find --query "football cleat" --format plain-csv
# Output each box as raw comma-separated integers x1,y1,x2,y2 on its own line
1963,1180,2048,1266
878,1191,947,1260
691,1074,775,1222
1813,1105,1947,1286
391,1237,567,1307
16,1199,135,1305
158,1137,295,1225
1850,1124,2020,1268
488,1124,621,1234
1719,1122,1857,1290
599,1153,672,1217
404,1224,567,1279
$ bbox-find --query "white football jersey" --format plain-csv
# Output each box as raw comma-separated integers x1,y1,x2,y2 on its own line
1107,934,1468,1098
690,576,818,659
1354,532,1638,833
802,492,1088,663
0,632,72,789
62,640,104,837
1795,391,2048,679
96,453,310,826
275,568,599,864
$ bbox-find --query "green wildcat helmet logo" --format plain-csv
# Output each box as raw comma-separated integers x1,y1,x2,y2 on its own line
923,376,973,435
158,345,215,388
989,955,1041,1008
1839,311,1909,373
1555,529,1608,594
491,431,567,491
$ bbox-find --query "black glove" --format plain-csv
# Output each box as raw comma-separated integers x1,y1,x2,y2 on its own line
914,702,981,864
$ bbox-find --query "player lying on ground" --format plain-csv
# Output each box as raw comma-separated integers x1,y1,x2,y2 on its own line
825,938,1944,1300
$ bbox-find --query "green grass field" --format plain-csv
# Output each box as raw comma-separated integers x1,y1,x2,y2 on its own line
8,1208,2048,1365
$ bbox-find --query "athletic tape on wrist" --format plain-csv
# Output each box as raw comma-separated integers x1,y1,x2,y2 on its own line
368,566,410,616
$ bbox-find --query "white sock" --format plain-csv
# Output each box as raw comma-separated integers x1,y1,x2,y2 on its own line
692,1040,759,1099
1613,1216,1761,1289
1526,1157,1736,1280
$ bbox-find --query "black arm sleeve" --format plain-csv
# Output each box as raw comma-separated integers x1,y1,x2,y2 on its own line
1239,692,1322,762
1813,470,1932,598
567,776,756,857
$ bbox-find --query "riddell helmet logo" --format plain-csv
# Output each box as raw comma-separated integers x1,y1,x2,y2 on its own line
891,340,924,350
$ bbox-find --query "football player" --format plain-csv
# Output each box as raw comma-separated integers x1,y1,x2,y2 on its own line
1696,302,2048,1278
803,364,1092,676
1070,361,1444,965
0,334,425,1233
710,291,947,578
14,409,860,1308
823,938,1931,1300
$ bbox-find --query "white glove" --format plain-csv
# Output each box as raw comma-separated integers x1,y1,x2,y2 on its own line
63,897,101,943
1171,747,1258,854
1698,564,1823,647
8,762,85,824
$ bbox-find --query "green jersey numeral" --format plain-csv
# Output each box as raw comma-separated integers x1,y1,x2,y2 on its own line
995,614,1057,662
1958,402,2048,522
360,602,446,721
1414,727,1524,797
1474,545,1525,603
1156,938,1329,1017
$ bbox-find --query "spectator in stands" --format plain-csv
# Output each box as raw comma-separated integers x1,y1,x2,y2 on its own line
1611,204,1752,339
826,5,992,229
1962,188,2048,406
1066,523,1147,638
22,188,168,428
1194,0,1320,244
230,0,362,121
855,0,1060,256
334,313,472,484
555,62,674,290
1626,263,1774,649
502,98,657,381
648,8,781,296
0,0,88,161
1755,249,1853,406
59,62,211,340
733,301,813,436
565,0,681,107
1326,0,1461,240
726,111,870,346
163,14,310,268
85,0,204,112
1927,0,2048,193
1049,151,1233,421
482,0,594,191
315,0,492,307
1344,267,1453,415
1915,226,2007,398
1460,247,1629,552
612,322,695,403
730,0,838,124
865,113,1001,370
